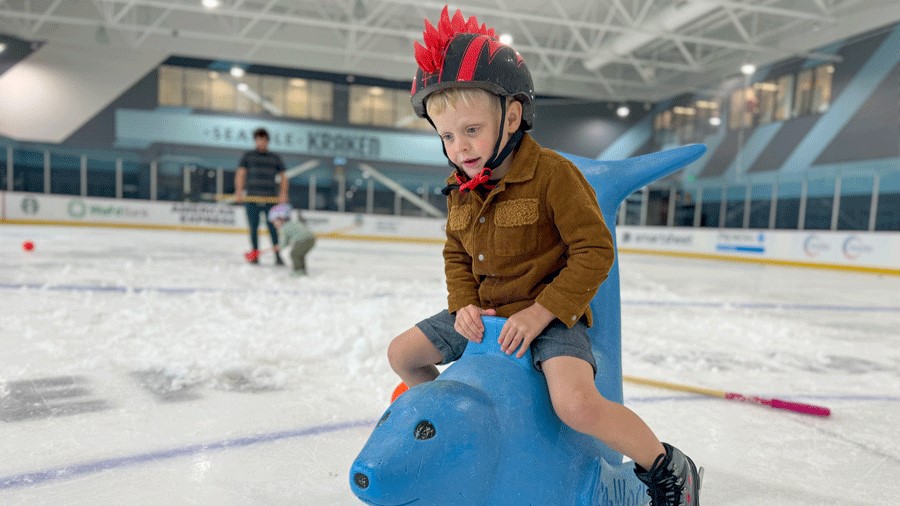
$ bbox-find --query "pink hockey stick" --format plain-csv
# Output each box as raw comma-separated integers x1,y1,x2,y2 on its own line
624,375,831,417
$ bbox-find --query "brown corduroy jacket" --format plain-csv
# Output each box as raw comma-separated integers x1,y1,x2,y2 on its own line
443,134,615,328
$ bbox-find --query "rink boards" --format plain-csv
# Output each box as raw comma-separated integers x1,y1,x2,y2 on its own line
1,190,897,274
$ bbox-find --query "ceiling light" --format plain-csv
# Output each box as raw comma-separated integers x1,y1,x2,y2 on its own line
230,66,245,78
0,43,6,54
616,105,630,118
202,0,221,9
740,63,756,76
499,33,513,45
709,116,722,126
369,86,384,96
289,78,307,87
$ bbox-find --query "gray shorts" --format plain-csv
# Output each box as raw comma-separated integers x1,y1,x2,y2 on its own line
416,310,596,375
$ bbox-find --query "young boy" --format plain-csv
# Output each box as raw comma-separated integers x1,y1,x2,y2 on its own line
267,204,316,275
387,7,700,506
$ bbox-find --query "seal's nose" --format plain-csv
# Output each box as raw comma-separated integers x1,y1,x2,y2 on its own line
350,461,380,498
353,472,369,489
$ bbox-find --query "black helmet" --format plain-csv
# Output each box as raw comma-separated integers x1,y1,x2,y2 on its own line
411,7,535,130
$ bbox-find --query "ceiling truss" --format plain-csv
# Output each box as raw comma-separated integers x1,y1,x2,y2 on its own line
1,0,897,101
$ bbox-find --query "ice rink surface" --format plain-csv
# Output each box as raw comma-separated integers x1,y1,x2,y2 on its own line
1,225,898,505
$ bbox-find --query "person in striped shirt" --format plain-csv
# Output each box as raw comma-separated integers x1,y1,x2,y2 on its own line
234,127,288,265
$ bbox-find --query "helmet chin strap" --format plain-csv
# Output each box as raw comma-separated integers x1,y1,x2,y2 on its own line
440,97,525,195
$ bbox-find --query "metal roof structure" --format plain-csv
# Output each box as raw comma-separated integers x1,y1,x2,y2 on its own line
1,0,898,101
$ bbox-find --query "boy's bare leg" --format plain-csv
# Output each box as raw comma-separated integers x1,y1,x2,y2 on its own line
541,356,666,470
387,327,444,387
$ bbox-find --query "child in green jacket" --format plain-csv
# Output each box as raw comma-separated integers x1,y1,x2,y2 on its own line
267,204,316,275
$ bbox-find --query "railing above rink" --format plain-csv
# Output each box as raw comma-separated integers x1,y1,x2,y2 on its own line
2,144,898,231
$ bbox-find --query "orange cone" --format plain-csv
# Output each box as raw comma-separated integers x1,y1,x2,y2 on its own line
390,382,409,402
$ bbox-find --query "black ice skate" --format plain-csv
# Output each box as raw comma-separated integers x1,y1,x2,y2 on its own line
634,443,701,506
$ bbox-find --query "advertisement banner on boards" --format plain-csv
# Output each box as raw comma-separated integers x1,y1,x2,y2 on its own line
1,192,446,240
3,192,244,229
616,226,898,271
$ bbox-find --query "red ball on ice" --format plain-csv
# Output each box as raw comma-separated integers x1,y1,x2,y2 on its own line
244,249,260,261
22,241,35,252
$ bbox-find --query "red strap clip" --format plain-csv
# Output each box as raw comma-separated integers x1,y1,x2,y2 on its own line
455,168,495,193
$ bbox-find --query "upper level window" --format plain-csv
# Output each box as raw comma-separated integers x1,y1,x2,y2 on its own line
773,74,794,121
653,100,719,144
728,87,755,130
793,68,815,117
754,81,778,124
349,85,432,131
812,65,834,114
726,64,830,130
157,65,334,121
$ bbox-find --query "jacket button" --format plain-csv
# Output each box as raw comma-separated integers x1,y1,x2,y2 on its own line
478,254,485,261
479,216,486,223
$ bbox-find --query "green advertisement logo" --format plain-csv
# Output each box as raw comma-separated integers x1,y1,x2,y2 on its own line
68,200,87,218
21,197,40,215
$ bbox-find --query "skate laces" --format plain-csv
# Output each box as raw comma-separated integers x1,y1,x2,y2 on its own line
641,453,684,506
645,470,682,505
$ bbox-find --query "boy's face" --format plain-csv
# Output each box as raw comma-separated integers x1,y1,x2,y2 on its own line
255,135,269,151
430,95,521,180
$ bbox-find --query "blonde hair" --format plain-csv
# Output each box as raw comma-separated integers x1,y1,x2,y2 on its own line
425,87,502,117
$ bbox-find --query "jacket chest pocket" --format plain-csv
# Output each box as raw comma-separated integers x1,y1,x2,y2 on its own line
447,204,475,251
493,198,539,256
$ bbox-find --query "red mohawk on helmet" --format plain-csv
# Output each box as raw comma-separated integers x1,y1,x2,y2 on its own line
413,6,496,74
410,5,534,130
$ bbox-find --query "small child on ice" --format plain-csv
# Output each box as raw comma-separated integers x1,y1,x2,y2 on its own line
387,6,701,505
267,204,316,275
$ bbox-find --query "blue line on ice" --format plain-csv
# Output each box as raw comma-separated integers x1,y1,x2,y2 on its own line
0,419,374,490
2,282,898,313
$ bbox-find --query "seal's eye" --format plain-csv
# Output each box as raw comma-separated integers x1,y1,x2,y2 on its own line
377,411,390,427
414,420,436,440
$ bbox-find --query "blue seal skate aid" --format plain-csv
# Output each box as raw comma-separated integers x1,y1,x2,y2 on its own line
350,144,707,505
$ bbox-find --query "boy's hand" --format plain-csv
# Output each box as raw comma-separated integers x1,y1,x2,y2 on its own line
454,305,497,343
499,303,555,358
